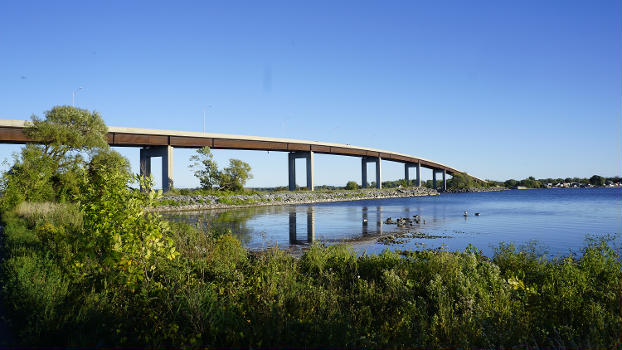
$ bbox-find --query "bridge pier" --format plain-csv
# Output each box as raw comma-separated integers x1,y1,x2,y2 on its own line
431,169,447,192
140,145,174,191
362,156,382,189
288,151,314,191
404,162,421,186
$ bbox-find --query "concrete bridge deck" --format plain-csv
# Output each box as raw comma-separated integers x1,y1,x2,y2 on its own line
0,119,484,191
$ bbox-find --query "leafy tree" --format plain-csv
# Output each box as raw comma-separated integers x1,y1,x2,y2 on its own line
520,176,542,188
87,148,132,189
189,146,220,190
589,175,605,186
0,106,108,210
25,105,108,164
447,172,479,190
504,179,518,188
218,159,252,191
0,145,57,210
345,181,359,190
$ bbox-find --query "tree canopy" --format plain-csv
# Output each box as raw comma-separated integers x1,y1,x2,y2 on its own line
0,106,109,210
25,105,108,162
189,147,253,191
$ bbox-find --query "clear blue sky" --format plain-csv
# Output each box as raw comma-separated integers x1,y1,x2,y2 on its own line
1,1,620,188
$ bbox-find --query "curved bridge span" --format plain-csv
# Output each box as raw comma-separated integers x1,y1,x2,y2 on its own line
0,119,484,191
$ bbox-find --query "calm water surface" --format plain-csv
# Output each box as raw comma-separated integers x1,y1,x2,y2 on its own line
164,188,622,257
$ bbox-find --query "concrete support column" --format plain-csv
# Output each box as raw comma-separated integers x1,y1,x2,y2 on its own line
433,169,437,189
139,145,174,192
306,152,314,191
361,158,368,188
405,164,410,183
288,153,296,191
416,162,421,186
163,145,174,192
376,157,382,189
288,151,314,191
139,148,151,177
442,169,447,192
362,156,382,189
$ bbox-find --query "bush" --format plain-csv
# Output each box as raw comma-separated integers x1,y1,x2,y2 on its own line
345,181,359,190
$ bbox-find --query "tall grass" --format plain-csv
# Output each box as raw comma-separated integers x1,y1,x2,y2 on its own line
14,201,82,229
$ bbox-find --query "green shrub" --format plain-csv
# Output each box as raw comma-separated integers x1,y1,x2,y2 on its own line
345,181,359,190
2,205,621,349
2,254,70,342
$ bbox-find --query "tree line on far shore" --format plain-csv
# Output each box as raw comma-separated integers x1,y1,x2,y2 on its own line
328,174,620,192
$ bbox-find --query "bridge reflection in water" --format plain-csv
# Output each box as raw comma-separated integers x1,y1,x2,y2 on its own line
287,205,385,245
162,204,393,248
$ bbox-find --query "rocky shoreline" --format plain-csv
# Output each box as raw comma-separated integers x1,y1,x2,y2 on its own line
154,187,439,212
445,186,509,193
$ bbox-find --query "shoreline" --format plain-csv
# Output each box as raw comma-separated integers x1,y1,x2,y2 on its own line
153,186,509,212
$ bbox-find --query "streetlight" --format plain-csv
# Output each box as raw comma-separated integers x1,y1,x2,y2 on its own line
72,86,83,107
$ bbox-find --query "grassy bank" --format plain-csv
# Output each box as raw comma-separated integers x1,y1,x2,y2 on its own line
1,202,620,349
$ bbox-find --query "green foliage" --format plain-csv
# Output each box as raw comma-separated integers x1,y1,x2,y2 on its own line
77,160,178,289
499,175,620,189
447,172,481,190
0,145,57,210
381,179,411,188
0,106,108,211
189,148,253,191
216,197,259,205
520,176,542,188
504,179,518,188
345,180,359,190
189,146,219,190
218,159,253,191
589,175,606,186
25,105,108,158
3,216,620,349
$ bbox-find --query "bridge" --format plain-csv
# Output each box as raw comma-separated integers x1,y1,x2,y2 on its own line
0,119,484,191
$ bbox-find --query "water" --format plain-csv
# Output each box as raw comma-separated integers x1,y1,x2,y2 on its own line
164,188,622,257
